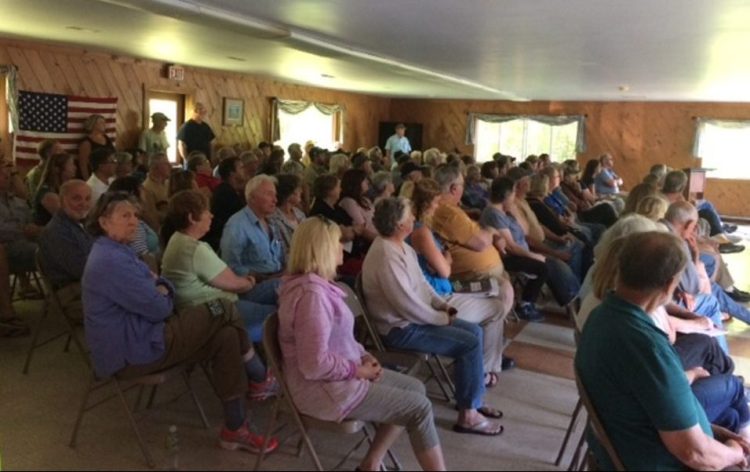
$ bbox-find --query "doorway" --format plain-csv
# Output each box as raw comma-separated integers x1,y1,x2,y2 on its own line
146,91,185,164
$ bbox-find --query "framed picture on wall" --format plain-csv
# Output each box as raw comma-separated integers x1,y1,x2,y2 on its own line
223,97,244,126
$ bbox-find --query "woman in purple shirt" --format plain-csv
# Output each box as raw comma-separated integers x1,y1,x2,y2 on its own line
82,191,278,455
277,217,446,471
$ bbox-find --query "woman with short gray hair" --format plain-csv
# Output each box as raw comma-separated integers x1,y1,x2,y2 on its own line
362,197,504,436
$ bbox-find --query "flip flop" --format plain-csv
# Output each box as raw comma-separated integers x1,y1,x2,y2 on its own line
478,406,503,419
452,420,504,436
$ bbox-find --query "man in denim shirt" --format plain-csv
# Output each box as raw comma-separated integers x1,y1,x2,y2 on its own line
221,175,284,308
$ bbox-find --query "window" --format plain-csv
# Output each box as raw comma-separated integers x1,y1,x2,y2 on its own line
272,99,343,154
147,92,184,164
694,120,750,179
473,116,581,163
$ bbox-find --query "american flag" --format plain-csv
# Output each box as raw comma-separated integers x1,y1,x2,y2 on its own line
14,91,117,162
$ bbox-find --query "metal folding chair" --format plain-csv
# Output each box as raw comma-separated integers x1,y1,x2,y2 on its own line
353,275,457,403
22,250,88,374
69,362,211,469
254,313,400,471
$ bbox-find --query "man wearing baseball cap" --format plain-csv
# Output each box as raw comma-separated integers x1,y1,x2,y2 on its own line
384,123,412,161
139,112,171,158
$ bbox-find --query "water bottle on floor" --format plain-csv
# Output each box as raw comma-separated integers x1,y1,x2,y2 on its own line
165,424,179,471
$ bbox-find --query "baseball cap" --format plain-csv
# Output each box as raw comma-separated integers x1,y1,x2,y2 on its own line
151,112,170,121
507,167,533,183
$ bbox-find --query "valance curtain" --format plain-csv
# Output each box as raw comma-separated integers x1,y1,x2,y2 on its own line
466,113,587,153
271,98,345,142
692,118,750,157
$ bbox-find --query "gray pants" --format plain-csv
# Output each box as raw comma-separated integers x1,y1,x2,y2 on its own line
346,369,440,452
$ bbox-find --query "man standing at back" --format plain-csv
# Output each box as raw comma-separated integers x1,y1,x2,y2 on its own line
595,153,623,196
139,112,171,158
384,123,411,161
177,102,215,167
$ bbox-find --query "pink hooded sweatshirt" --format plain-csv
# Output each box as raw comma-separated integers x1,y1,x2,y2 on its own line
277,273,369,422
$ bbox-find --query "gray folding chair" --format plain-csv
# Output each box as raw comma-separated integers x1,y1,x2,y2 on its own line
555,318,587,470
22,250,89,374
254,313,400,471
353,275,456,403
69,360,210,468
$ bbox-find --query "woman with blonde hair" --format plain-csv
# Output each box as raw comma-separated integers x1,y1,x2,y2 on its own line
636,194,670,221
33,153,77,225
278,217,446,471
77,114,115,180
410,179,511,385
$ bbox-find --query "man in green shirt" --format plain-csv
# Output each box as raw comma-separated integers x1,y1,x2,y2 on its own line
576,231,749,470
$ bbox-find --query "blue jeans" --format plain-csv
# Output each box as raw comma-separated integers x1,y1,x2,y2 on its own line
236,300,275,343
545,239,588,281
383,318,485,410
692,374,749,433
711,281,750,325
700,252,717,279
238,278,281,343
691,293,729,353
545,256,581,306
697,200,723,236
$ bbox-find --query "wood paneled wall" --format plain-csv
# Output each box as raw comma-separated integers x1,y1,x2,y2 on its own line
0,38,390,162
390,99,750,216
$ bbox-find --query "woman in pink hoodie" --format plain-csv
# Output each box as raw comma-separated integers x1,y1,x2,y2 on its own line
278,217,446,471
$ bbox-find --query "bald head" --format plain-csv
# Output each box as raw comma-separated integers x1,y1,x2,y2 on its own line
60,179,92,221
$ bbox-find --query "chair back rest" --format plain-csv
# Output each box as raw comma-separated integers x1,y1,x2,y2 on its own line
262,313,297,405
34,250,55,298
335,280,386,352
353,274,386,352
574,369,626,471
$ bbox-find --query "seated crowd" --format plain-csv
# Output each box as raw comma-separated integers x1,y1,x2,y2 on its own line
4,120,750,470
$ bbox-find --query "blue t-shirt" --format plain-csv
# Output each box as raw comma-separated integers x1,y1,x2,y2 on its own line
595,168,620,195
480,206,529,252
406,222,453,296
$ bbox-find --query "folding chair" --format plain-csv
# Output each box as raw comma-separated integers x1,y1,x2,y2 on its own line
69,361,211,468
254,313,400,472
555,318,587,470
22,250,89,374
10,268,43,302
574,368,626,471
354,275,456,403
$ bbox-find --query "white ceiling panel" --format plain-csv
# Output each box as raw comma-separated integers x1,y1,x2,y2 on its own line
4,0,750,101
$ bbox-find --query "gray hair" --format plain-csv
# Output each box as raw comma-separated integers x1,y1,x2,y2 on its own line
371,171,393,195
59,179,90,199
665,201,698,225
618,232,688,292
433,164,461,192
662,170,688,194
244,174,278,201
147,152,168,169
239,150,259,164
373,197,411,237
329,153,351,175
594,214,665,259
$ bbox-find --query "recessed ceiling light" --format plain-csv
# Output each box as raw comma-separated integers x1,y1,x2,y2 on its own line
226,56,246,62
321,73,334,79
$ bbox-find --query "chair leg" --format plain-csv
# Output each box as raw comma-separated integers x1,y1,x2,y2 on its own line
253,397,280,472
63,333,73,353
182,371,210,429
576,444,589,471
425,359,452,402
568,432,587,472
115,378,155,468
22,300,50,375
69,376,96,448
146,385,158,409
555,399,583,466
434,356,456,396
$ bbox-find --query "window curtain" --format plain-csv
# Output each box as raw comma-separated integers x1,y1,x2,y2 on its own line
466,113,587,153
271,98,345,143
692,118,750,157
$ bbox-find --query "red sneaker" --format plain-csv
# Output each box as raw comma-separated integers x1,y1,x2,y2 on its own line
218,422,279,454
248,372,279,402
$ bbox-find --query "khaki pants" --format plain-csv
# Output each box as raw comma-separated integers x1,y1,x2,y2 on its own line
117,299,252,402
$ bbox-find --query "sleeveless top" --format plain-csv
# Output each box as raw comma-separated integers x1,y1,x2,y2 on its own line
406,221,453,296
83,135,115,153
